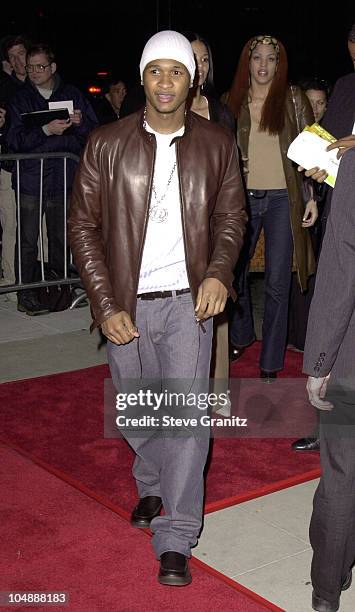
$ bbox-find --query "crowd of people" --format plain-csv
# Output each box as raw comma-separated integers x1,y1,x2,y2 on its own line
0,35,98,314
1,23,355,611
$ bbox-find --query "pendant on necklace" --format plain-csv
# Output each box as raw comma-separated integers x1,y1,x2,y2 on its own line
148,206,168,223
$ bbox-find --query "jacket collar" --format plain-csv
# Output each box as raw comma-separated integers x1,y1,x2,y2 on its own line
138,106,193,144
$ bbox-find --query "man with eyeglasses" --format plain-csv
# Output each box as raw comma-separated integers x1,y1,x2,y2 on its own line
6,43,98,315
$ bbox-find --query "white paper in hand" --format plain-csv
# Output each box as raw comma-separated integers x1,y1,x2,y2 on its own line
287,131,340,187
48,100,74,115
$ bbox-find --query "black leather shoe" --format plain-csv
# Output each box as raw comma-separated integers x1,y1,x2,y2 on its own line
260,370,277,383
158,551,192,586
17,293,50,316
292,437,320,451
130,496,162,528
312,571,352,611
229,344,245,361
312,591,339,612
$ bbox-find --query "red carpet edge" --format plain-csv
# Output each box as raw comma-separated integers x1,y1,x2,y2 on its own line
190,557,284,612
1,436,285,611
205,467,321,513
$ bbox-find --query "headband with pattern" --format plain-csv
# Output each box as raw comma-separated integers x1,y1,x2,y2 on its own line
249,35,280,56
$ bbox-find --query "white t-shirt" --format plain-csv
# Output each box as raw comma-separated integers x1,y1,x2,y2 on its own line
138,122,189,293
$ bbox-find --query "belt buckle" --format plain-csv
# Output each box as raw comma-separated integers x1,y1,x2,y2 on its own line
248,189,267,199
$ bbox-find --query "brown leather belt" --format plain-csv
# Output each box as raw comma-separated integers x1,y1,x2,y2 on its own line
137,288,190,300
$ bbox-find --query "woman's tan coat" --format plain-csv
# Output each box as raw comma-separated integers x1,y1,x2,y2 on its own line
237,86,315,290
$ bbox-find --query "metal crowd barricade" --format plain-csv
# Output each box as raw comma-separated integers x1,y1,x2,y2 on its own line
0,151,86,308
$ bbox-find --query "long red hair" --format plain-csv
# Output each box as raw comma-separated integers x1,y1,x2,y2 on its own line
227,36,289,135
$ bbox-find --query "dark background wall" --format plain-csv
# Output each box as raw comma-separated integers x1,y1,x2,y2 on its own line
2,1,354,94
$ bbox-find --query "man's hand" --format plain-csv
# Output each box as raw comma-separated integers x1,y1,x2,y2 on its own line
297,135,355,180
195,278,228,321
327,135,355,159
302,199,318,227
306,375,333,411
298,165,328,183
101,311,140,345
70,109,82,125
45,119,72,135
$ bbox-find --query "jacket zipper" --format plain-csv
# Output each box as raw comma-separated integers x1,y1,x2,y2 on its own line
132,135,156,322
176,140,194,300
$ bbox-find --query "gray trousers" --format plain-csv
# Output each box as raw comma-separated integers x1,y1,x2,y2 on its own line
107,292,213,558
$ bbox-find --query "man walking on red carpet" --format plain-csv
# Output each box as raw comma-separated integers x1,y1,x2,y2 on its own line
69,30,246,585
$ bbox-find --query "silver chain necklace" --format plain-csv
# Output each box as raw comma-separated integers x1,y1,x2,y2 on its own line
152,161,177,201
143,108,177,224
149,161,176,223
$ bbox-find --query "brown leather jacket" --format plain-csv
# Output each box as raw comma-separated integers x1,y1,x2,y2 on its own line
237,86,315,290
68,109,247,329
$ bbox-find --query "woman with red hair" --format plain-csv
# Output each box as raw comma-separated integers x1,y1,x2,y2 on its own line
228,35,317,380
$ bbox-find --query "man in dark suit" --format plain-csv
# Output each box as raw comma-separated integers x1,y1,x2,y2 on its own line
303,147,355,611
293,21,355,452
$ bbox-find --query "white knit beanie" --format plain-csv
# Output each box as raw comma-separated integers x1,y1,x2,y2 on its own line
139,30,196,86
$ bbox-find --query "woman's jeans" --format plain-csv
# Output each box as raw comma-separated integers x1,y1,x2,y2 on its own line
230,189,293,372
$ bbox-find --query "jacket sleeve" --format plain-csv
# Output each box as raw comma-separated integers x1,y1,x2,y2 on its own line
204,136,247,296
68,89,99,147
303,149,355,376
7,102,50,152
68,132,123,328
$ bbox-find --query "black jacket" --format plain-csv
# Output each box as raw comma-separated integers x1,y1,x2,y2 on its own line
321,73,355,221
0,71,25,152
7,74,98,195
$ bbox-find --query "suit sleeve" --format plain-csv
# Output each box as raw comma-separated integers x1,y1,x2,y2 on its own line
321,77,343,137
303,149,355,376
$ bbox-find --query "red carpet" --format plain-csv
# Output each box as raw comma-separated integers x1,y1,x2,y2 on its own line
1,444,280,611
0,342,320,517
